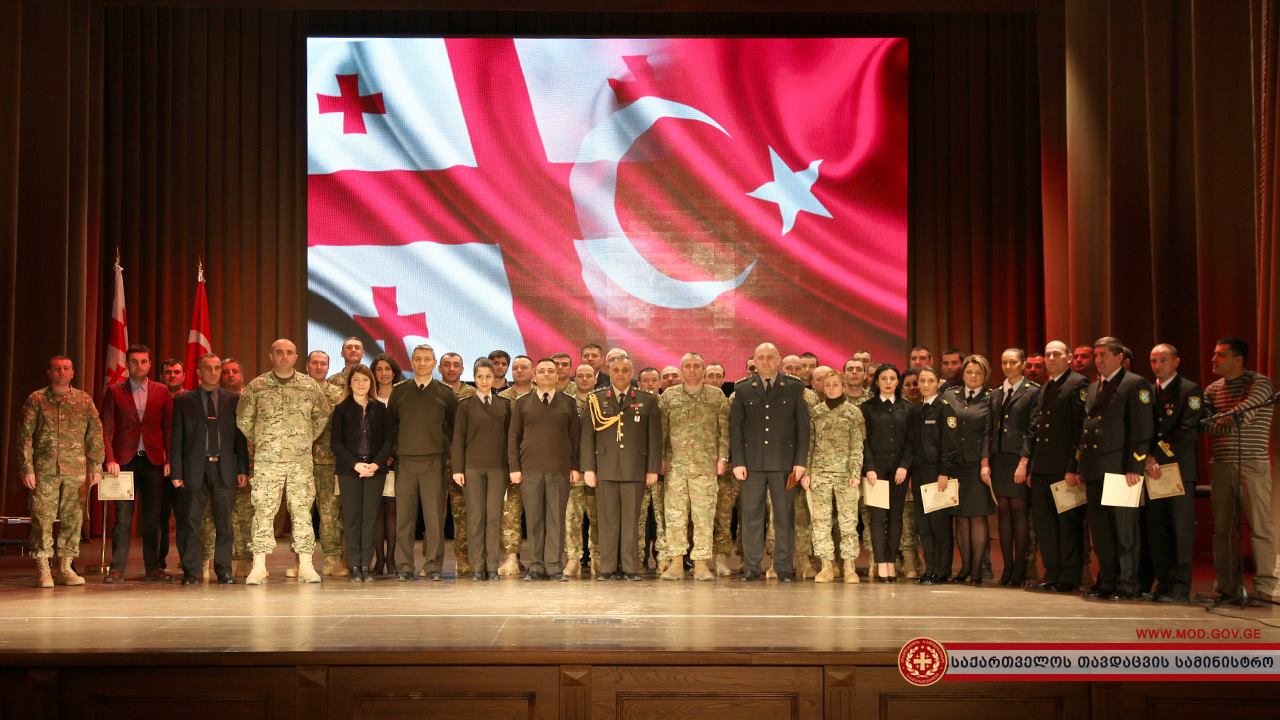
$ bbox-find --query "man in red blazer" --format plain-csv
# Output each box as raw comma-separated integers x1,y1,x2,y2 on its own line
100,344,174,583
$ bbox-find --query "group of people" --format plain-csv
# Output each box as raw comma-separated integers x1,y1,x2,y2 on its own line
18,334,1276,603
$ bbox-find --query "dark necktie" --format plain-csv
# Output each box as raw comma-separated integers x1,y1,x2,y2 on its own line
1095,376,1118,414
1041,375,1063,410
205,391,220,456
765,378,772,392
484,395,490,407
542,393,550,405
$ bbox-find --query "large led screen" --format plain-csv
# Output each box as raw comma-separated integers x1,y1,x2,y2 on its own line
308,37,907,376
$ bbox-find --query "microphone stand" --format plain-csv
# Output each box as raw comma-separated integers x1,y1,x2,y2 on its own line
1203,390,1280,611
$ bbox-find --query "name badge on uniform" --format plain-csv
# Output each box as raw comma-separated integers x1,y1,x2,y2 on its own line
924,419,936,425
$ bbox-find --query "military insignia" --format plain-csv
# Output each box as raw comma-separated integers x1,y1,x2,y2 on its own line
1138,388,1151,405
1079,388,1088,402
1133,451,1147,462
946,416,957,429
751,382,758,387
1188,396,1201,411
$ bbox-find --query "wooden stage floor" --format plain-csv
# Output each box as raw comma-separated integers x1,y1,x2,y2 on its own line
3,542,1280,719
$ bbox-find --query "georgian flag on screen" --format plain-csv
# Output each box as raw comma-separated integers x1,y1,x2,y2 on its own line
307,37,908,377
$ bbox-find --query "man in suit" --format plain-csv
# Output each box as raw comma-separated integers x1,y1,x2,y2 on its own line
582,355,661,580
729,342,810,582
1074,336,1155,601
170,353,248,585
1144,343,1203,603
1018,341,1089,592
509,358,581,581
100,344,174,583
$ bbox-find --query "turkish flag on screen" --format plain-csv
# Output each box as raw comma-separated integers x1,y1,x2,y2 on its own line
307,37,907,376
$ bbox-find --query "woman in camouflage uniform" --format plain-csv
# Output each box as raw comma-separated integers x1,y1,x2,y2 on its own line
802,370,865,583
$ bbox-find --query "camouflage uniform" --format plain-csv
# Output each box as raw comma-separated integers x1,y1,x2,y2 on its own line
312,381,344,559
637,471,666,564
497,385,533,555
447,382,475,569
564,390,598,567
19,387,104,559
659,384,729,561
236,371,329,555
713,391,741,557
806,399,865,560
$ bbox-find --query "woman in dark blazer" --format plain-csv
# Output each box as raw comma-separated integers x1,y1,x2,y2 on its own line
903,366,957,584
331,364,395,582
941,354,995,586
450,358,511,581
861,363,913,582
989,348,1041,587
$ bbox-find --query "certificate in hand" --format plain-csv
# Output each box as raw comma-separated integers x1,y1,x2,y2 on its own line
1145,463,1185,500
919,480,959,514
1050,479,1086,513
1102,472,1142,508
862,475,890,509
98,471,135,501
382,471,396,498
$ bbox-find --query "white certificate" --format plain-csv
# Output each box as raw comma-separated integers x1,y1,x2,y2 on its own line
1145,463,1185,500
1050,479,1087,513
1102,472,1142,508
919,480,959,514
382,471,396,498
862,475,890,509
98,471,135,501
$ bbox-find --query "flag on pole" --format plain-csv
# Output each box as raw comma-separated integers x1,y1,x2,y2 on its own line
183,261,213,390
104,251,129,387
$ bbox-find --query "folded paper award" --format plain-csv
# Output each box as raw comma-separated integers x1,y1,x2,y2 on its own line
382,471,396,498
1050,479,1086,513
1102,472,1143,508
1145,463,1185,500
786,469,801,490
862,475,891,509
919,480,959,514
98,471,135,501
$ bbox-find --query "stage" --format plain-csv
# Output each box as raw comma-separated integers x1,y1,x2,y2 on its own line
3,542,1279,719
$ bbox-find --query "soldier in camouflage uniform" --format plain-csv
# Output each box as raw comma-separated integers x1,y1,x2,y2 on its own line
563,364,599,576
236,339,330,584
805,370,865,583
658,353,729,581
496,356,535,575
19,356,104,588
705,362,742,576
307,350,346,577
439,352,475,575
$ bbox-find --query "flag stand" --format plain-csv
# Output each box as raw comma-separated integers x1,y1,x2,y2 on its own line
84,485,111,574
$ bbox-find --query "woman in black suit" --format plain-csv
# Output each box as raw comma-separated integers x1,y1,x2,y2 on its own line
903,366,957,584
331,364,396,582
450,358,511,581
861,364,913,582
369,354,401,575
942,355,995,586
989,348,1041,587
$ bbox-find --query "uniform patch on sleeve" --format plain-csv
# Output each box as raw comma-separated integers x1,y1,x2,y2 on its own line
1138,389,1151,405
1188,395,1201,411
946,416,957,429
1079,388,1088,402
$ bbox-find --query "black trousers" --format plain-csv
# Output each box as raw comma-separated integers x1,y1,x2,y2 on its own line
339,474,384,569
395,456,446,574
1085,474,1141,595
111,454,166,572
462,468,506,574
596,480,644,575
1029,473,1085,586
868,478,911,563
740,470,797,576
1146,482,1195,598
912,467,954,577
176,463,234,578
157,478,177,569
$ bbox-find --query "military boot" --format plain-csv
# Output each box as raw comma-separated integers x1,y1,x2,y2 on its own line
35,558,54,588
298,553,322,583
57,556,86,586
246,554,269,585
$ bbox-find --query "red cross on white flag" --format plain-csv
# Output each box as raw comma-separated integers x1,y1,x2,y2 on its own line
104,253,129,388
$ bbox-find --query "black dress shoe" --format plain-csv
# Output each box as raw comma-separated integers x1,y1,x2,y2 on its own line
595,572,613,581
1156,593,1190,603
919,575,937,586
624,572,644,581
471,571,486,581
397,571,414,581
1053,582,1076,593
1083,585,1112,599
887,575,898,584
522,570,543,581
1110,591,1139,601
777,573,795,583
361,567,373,582
428,571,443,581
951,573,969,584
182,575,200,586
1032,581,1056,592
217,575,236,585
349,567,362,583
968,577,981,587
550,572,568,582
488,572,501,581
740,571,763,582
934,575,951,584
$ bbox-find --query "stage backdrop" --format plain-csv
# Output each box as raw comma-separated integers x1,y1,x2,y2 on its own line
306,37,908,375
